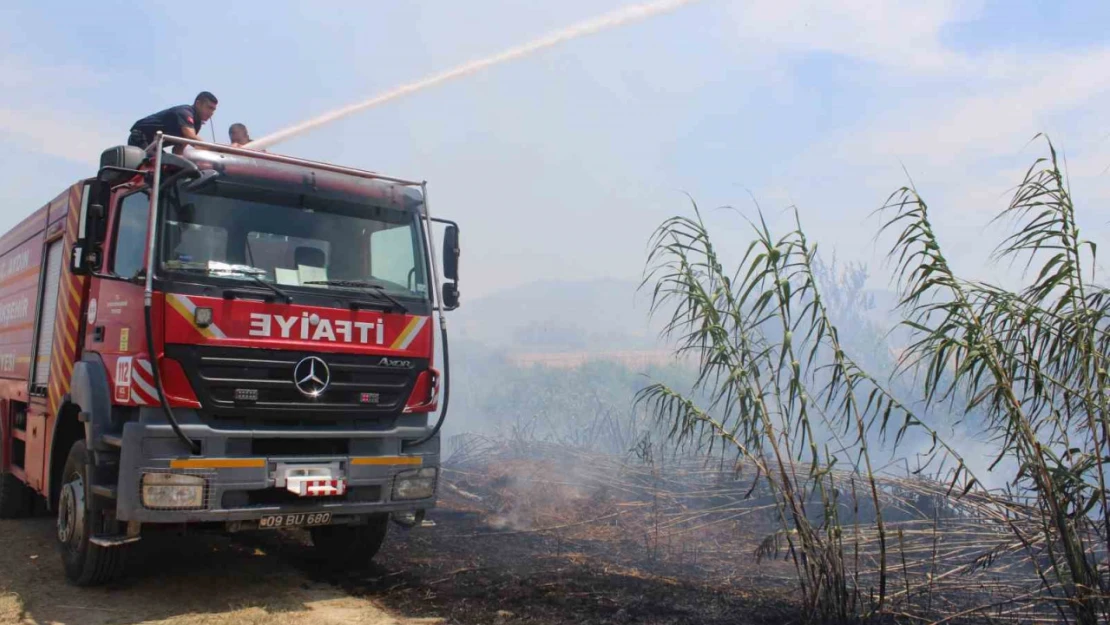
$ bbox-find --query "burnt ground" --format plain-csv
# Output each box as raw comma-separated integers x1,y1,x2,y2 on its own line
1,441,1053,625
1,501,798,625
287,505,799,625
2,446,805,625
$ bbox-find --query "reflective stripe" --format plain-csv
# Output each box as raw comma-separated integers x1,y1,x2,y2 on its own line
168,293,227,339
129,389,149,406
169,458,266,469
133,360,158,398
350,456,423,466
389,317,427,350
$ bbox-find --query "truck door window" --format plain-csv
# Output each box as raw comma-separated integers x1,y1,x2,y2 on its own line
370,224,419,292
113,192,150,278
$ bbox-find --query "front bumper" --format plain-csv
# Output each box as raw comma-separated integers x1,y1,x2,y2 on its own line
114,417,440,524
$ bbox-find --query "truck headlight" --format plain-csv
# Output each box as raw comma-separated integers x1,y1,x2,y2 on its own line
392,468,437,501
142,473,205,509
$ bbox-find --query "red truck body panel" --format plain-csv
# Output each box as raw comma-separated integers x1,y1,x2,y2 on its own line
0,183,88,496
0,208,49,385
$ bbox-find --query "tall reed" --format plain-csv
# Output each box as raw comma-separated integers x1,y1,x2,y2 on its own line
638,137,1108,623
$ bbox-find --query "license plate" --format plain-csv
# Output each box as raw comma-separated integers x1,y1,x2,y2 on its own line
258,512,332,529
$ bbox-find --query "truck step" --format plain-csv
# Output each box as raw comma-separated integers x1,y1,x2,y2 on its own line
100,434,123,448
90,534,141,547
90,485,117,500
93,454,119,469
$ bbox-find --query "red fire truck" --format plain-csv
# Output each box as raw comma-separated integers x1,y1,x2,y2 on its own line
0,133,459,585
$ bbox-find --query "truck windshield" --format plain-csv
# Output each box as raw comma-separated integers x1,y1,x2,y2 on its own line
158,179,429,300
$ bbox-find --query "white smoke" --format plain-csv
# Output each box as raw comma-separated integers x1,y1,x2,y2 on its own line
248,0,701,150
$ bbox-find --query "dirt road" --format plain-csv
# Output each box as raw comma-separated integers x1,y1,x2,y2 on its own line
0,517,436,625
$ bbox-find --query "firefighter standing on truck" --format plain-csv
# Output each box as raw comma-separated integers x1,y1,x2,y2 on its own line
229,122,250,146
128,91,218,153
229,123,266,151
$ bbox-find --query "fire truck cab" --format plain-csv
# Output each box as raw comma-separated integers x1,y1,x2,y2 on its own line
0,134,459,585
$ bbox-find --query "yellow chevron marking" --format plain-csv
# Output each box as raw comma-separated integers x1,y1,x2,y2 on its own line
66,305,78,331
389,317,422,350
166,294,221,340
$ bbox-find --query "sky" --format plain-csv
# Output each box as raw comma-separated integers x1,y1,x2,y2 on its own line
2,0,1110,301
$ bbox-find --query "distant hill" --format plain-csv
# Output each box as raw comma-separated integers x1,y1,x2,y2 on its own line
450,277,903,364
453,278,667,353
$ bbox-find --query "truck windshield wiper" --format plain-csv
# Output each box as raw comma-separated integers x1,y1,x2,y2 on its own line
303,280,409,313
165,263,292,303
244,275,292,303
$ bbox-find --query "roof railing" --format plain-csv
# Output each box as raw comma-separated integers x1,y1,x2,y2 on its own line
149,134,424,187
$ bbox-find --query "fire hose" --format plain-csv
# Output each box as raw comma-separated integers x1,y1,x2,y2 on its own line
404,318,449,450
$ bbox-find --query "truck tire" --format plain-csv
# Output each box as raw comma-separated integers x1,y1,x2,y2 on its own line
310,514,389,567
56,440,128,586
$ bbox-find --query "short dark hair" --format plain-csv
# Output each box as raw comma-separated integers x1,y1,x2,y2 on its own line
195,91,218,106
228,123,247,139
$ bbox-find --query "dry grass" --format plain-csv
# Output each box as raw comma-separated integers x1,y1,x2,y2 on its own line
0,592,23,625
445,434,1090,623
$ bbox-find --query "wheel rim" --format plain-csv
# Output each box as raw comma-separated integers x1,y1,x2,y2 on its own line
57,474,86,548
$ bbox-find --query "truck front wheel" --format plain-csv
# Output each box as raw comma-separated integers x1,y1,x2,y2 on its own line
310,514,389,567
56,441,128,585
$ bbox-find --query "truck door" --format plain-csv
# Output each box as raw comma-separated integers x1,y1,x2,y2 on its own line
22,230,66,492
85,190,150,404
31,236,65,393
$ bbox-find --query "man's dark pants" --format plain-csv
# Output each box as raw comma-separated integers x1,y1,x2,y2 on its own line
127,129,148,149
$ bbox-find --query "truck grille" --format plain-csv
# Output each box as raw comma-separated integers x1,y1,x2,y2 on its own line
165,345,424,422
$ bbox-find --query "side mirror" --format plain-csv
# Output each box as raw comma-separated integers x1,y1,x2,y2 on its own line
70,241,101,276
432,219,460,310
442,282,460,310
85,202,108,245
98,145,147,185
74,187,109,277
442,225,459,282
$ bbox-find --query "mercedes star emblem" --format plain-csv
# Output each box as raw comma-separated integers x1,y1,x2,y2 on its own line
293,356,330,398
